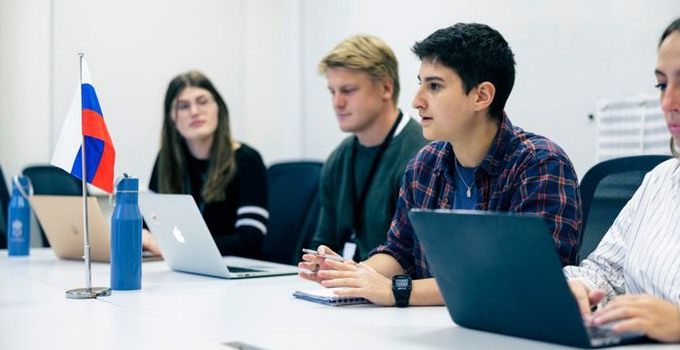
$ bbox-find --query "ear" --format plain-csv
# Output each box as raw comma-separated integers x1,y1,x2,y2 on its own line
380,77,394,102
473,82,495,112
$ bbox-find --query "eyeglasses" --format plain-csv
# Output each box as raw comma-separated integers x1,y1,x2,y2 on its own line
174,96,215,116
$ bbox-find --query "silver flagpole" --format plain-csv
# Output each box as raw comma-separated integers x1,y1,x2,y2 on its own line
66,52,111,299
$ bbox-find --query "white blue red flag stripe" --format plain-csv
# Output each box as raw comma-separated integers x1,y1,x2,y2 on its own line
51,59,116,193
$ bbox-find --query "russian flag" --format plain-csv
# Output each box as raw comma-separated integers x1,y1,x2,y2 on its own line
51,58,116,193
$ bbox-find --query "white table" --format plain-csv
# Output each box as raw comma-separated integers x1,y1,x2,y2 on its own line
0,249,673,349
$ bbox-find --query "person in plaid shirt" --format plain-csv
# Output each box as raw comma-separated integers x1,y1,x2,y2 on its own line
300,22,582,307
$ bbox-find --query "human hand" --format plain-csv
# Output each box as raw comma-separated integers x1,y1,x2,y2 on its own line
297,245,342,284
592,294,680,343
142,228,162,257
318,259,394,306
568,279,605,317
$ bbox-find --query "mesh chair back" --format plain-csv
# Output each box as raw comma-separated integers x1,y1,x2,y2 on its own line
23,165,84,196
261,161,323,265
22,165,86,247
579,155,670,262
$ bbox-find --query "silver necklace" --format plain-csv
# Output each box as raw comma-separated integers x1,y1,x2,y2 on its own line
455,160,473,198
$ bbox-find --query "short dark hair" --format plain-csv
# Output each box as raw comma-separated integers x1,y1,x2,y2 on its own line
412,23,515,120
659,17,680,48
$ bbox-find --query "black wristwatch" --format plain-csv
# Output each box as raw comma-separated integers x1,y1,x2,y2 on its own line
392,274,412,307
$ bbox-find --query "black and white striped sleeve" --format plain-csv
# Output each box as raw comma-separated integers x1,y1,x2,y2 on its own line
564,160,680,304
213,146,268,257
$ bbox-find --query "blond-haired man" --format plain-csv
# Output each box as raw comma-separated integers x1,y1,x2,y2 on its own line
307,35,428,261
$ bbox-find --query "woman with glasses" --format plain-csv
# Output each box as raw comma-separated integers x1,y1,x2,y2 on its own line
143,70,268,258
564,18,680,343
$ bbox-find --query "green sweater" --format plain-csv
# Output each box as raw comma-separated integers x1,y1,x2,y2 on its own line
311,116,429,260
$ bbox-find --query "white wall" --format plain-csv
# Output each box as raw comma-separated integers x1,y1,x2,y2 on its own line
301,0,677,179
51,0,248,191
0,0,677,193
0,0,51,186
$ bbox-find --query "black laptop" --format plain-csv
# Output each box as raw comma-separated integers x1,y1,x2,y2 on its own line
409,209,647,348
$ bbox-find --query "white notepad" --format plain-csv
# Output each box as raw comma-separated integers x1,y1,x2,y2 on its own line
292,288,371,306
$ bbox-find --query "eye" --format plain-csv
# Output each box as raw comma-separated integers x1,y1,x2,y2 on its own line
176,102,190,110
341,87,356,95
429,82,442,91
196,98,210,106
654,82,667,92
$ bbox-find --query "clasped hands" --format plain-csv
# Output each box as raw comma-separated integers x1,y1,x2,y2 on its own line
298,245,395,306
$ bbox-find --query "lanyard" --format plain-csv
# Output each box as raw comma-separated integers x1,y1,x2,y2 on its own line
349,111,404,234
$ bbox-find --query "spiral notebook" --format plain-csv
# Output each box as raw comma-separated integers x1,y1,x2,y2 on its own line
293,288,371,306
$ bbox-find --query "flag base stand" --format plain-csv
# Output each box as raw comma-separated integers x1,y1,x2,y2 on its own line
65,287,111,299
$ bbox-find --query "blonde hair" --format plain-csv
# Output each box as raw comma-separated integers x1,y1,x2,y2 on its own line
318,35,400,105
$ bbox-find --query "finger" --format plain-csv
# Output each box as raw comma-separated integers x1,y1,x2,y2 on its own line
611,318,646,334
317,245,338,256
298,271,322,284
301,254,324,263
317,269,354,279
151,246,163,256
575,294,593,318
568,282,593,317
331,287,363,297
321,278,360,288
588,289,606,306
325,259,358,271
593,304,635,325
298,261,316,270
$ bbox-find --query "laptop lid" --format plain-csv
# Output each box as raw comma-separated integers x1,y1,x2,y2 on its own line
29,195,110,261
409,209,643,348
138,193,298,279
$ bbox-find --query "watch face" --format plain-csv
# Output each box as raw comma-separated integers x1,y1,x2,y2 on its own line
394,276,411,289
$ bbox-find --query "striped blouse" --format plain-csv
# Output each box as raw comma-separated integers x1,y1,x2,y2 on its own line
564,158,680,305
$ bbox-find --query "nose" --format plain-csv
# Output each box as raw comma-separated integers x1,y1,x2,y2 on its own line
661,81,680,115
412,87,426,110
332,92,346,109
189,103,201,116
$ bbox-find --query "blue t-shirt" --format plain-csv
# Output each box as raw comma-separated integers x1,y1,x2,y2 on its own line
453,160,477,209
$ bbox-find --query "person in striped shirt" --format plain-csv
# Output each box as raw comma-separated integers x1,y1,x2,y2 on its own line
302,23,582,306
144,70,268,258
564,18,680,343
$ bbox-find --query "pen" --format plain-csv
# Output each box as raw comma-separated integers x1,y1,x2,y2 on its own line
301,248,347,263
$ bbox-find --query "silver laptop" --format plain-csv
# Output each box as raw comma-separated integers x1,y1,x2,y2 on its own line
29,195,161,262
138,193,299,279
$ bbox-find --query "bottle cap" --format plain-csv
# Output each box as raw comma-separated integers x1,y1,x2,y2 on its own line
13,175,33,198
116,177,138,192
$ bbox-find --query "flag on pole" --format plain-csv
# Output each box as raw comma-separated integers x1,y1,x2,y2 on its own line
51,58,116,193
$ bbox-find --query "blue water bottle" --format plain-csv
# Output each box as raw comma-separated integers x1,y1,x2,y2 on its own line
110,175,142,290
7,175,32,256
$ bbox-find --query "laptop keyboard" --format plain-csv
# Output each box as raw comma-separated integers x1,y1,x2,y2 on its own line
587,325,621,347
226,265,263,273
587,323,644,347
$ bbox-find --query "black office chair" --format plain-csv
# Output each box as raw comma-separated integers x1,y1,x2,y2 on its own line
0,164,10,249
260,161,323,265
578,155,671,262
22,164,86,247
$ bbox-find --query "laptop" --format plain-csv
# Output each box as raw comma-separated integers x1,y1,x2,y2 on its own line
29,195,161,262
138,193,299,279
408,209,647,348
